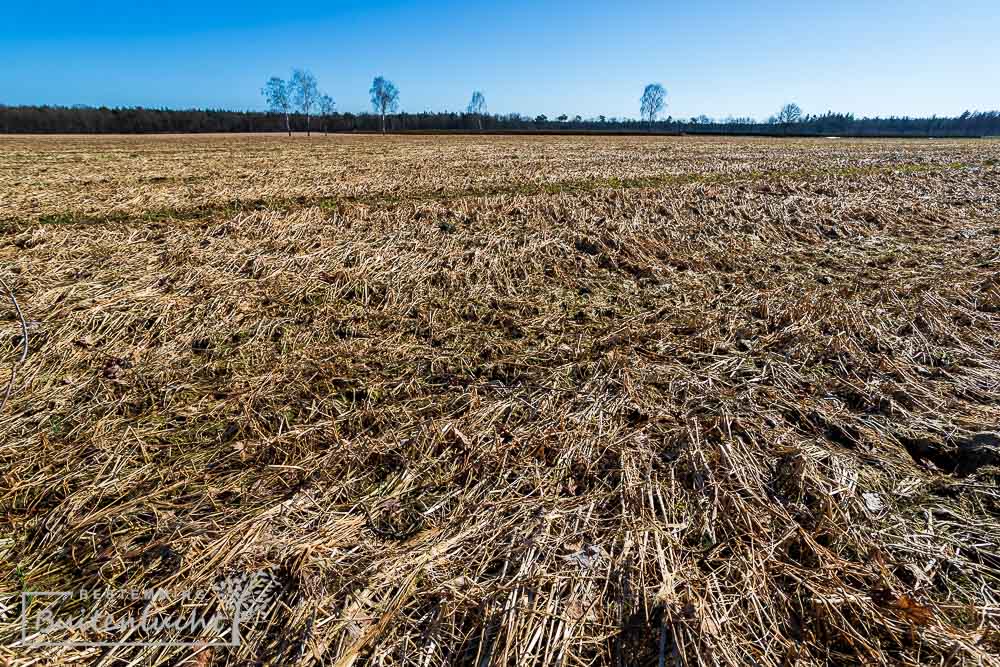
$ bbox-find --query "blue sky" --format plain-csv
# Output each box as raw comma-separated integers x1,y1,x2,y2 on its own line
3,0,998,120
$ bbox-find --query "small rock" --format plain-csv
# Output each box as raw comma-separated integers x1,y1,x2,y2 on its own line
862,492,885,514
565,544,604,570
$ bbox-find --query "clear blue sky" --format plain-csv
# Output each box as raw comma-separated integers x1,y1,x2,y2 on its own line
3,0,998,120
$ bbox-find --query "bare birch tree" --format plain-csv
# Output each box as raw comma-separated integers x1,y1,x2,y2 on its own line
467,91,487,130
370,76,400,133
262,76,291,136
318,94,335,134
291,69,319,136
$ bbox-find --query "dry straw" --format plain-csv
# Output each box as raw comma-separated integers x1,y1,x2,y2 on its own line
0,134,998,665
0,276,28,412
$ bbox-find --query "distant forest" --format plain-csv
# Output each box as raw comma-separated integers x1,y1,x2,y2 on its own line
2,105,999,137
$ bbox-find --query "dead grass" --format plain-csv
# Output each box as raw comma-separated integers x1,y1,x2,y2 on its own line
1,134,999,665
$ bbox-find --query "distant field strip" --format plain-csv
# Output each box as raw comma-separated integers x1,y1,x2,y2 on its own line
1,159,983,230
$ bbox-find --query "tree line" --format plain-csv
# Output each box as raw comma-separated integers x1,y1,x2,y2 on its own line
2,71,998,137
4,105,997,137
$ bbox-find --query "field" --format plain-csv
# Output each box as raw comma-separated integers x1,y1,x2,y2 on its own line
1,134,999,665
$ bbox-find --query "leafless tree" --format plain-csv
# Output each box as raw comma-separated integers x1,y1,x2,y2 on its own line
467,91,487,130
777,103,803,126
370,76,400,133
318,94,335,134
261,76,291,136
640,83,667,129
291,69,319,136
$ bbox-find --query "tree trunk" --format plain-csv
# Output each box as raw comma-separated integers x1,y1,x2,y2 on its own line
381,111,385,133
306,113,310,137
285,112,291,137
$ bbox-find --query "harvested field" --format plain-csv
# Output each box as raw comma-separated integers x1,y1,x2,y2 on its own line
1,134,999,665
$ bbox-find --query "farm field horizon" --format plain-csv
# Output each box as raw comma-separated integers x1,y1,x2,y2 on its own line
1,134,999,664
